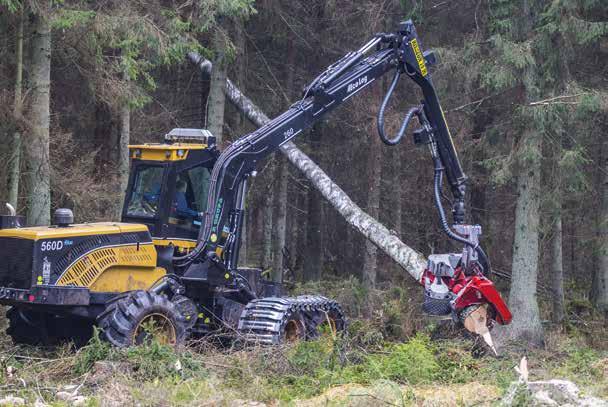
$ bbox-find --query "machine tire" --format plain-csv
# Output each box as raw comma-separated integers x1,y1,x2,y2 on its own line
6,307,93,346
97,291,188,347
6,307,50,345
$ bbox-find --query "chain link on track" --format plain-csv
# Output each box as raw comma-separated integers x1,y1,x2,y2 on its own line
237,295,345,345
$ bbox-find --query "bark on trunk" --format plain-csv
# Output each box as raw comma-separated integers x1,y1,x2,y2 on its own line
262,183,274,272
304,185,324,281
362,122,382,289
8,8,24,210
117,103,130,217
552,208,565,323
499,130,544,345
594,138,608,311
187,53,427,282
304,126,325,281
207,31,228,143
272,156,289,282
25,2,51,226
271,43,296,282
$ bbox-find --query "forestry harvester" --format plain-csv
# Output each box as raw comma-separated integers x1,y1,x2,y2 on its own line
0,21,510,347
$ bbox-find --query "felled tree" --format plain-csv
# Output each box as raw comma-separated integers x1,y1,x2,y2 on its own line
188,53,427,283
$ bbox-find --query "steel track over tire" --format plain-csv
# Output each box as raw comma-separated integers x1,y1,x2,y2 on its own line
97,291,187,347
298,296,346,340
6,307,93,346
237,295,345,345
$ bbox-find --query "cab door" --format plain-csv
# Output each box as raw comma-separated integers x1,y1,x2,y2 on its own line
121,162,169,237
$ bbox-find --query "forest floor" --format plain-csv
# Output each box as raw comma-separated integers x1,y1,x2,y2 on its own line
0,281,605,406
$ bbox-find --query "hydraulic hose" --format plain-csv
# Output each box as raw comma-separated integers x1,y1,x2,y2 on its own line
433,159,472,247
433,157,491,275
377,69,421,146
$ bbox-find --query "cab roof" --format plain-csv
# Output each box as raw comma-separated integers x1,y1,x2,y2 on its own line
129,128,217,162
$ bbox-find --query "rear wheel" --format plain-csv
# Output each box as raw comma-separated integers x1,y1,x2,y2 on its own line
97,291,187,347
303,299,346,340
6,307,49,345
237,296,344,345
281,311,306,342
6,307,93,346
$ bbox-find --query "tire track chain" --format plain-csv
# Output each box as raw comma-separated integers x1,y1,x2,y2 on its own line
237,295,344,345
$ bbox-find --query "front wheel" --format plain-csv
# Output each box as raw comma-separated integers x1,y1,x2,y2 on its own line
97,291,188,347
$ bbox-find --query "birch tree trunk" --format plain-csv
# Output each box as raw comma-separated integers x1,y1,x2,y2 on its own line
25,1,51,226
188,53,428,282
8,8,24,210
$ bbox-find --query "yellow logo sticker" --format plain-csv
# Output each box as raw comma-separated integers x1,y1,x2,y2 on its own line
210,233,218,243
224,273,230,280
410,39,428,77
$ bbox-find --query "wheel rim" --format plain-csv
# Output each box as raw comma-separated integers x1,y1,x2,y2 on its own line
317,313,338,338
133,313,177,345
284,319,304,342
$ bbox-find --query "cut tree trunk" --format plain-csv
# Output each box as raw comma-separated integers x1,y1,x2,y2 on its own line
8,7,24,210
187,53,427,283
25,1,51,226
228,83,424,279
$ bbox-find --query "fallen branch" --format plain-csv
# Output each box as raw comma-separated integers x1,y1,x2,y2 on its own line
528,93,586,106
188,52,426,281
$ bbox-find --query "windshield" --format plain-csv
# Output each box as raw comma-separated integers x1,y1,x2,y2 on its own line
126,165,164,218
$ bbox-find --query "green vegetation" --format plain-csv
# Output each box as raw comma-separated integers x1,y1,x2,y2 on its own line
0,308,604,405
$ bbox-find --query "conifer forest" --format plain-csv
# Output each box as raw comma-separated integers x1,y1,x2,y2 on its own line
0,0,607,406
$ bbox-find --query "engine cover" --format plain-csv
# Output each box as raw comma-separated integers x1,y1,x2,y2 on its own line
0,222,165,293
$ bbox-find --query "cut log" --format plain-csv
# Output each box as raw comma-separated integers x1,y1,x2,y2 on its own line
188,52,426,282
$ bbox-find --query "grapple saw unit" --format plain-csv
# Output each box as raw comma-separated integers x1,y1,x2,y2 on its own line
0,20,510,348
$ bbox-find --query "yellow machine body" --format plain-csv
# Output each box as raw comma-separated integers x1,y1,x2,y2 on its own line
0,222,164,293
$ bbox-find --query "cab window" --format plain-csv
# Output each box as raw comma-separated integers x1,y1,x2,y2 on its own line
126,166,164,218
170,165,211,230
